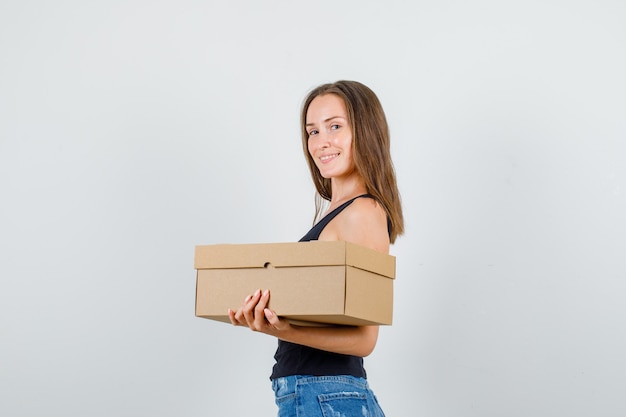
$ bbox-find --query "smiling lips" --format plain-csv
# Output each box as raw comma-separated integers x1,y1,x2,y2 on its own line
319,153,339,163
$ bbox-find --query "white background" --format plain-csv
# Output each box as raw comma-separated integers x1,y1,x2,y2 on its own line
1,1,625,416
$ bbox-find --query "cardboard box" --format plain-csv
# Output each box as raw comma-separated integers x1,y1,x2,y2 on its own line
195,241,395,326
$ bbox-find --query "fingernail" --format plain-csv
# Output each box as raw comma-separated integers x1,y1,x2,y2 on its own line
263,289,269,297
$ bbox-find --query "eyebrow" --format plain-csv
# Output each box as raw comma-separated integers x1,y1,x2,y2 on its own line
305,116,346,127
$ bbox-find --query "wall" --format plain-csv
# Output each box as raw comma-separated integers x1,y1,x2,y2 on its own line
1,1,625,416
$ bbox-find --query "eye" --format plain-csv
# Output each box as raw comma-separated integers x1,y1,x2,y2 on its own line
330,124,340,130
308,129,319,136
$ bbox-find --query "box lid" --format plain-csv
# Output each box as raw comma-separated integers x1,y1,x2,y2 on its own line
194,241,395,278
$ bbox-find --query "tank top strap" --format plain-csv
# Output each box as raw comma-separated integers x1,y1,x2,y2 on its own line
299,194,373,242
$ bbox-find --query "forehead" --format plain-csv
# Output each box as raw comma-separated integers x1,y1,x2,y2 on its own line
306,94,348,122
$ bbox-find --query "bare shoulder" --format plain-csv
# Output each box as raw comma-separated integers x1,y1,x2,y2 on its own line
345,197,387,224
320,197,390,254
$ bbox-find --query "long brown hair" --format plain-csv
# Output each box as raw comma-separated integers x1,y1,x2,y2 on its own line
301,80,404,243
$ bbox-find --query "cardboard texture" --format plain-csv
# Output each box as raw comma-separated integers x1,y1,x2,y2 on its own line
194,241,395,326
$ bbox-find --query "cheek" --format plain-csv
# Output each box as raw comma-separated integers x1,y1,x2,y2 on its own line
344,141,354,160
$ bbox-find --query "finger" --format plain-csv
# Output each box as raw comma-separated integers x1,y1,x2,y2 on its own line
242,289,261,325
235,293,253,324
238,293,253,324
232,304,248,323
264,308,288,331
231,307,247,326
264,308,278,326
253,290,270,329
228,308,239,326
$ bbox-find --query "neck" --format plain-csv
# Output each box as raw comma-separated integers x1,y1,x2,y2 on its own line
329,173,367,208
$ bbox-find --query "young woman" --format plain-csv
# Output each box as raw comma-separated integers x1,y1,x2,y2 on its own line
228,80,404,417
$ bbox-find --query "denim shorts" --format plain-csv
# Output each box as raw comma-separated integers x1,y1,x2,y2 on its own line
271,375,386,417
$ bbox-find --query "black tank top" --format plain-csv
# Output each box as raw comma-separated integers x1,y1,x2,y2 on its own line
270,194,373,380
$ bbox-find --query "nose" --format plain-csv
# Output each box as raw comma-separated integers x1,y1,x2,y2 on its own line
316,131,331,149
308,130,331,155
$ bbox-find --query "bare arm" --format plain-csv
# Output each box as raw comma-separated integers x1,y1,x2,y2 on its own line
229,289,379,357
228,197,389,357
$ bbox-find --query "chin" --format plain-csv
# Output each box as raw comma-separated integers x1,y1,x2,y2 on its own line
318,169,339,179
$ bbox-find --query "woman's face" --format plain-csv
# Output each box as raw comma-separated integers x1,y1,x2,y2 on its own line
305,94,355,180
